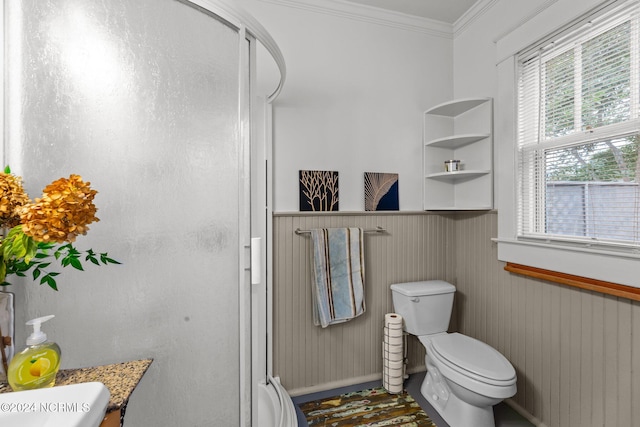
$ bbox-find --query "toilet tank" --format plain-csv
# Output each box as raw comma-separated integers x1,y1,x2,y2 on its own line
390,280,455,336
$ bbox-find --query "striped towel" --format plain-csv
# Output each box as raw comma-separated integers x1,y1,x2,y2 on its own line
310,228,366,328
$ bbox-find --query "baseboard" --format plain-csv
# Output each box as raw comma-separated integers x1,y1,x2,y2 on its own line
504,398,549,427
287,373,383,397
406,365,426,375
286,365,427,397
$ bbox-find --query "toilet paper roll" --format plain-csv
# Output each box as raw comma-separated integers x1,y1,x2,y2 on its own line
382,342,403,361
383,327,403,346
384,363,404,375
382,313,405,394
384,313,404,348
383,349,402,361
382,338,403,350
384,313,403,329
383,376,403,394
385,375,403,386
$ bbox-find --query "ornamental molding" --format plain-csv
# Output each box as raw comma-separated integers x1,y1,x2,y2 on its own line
453,0,499,37
492,0,560,44
259,0,454,38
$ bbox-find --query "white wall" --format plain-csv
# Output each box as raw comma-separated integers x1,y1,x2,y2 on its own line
453,0,607,204
242,0,453,212
454,0,602,97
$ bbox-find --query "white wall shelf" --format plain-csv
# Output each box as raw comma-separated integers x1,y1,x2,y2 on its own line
425,205,494,211
423,98,493,211
425,133,490,149
426,170,491,180
425,98,489,117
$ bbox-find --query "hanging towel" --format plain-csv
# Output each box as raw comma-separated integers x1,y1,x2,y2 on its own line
310,227,366,328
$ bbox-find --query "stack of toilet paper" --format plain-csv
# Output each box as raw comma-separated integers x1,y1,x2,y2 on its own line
382,313,404,394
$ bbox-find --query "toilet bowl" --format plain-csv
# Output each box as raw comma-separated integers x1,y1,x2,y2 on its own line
420,333,516,426
390,281,517,427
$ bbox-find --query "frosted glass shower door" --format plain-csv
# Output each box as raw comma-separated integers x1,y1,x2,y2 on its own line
4,0,249,425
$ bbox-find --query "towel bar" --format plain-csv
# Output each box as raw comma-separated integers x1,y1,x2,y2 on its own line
295,226,386,235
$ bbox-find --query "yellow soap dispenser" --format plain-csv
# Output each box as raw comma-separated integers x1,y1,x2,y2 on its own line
8,315,61,391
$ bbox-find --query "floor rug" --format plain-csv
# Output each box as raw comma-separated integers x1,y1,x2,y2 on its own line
299,387,437,426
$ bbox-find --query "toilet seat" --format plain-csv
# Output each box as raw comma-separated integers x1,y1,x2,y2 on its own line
421,333,516,386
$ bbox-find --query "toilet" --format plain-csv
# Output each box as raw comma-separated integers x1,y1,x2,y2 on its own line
390,280,516,427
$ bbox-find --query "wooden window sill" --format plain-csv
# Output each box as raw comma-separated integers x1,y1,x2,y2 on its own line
504,262,640,302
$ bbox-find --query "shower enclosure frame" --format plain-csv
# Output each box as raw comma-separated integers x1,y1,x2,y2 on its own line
191,2,292,425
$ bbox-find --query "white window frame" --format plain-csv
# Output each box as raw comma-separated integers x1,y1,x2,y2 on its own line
495,0,640,288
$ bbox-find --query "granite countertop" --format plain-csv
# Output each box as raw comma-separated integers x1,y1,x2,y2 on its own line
0,358,153,413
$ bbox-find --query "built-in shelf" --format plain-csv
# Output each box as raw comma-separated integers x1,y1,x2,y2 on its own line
425,98,489,117
427,206,494,211
423,98,493,211
425,133,490,149
426,170,491,180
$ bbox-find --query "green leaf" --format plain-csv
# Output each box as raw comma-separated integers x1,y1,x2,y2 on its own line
60,244,79,256
1,237,13,260
4,165,10,174
100,253,122,265
37,242,56,250
22,235,37,264
40,274,59,291
1,227,30,260
69,257,84,271
85,249,99,265
86,255,100,266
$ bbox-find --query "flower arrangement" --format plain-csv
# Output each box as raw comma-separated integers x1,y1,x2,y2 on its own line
0,167,119,290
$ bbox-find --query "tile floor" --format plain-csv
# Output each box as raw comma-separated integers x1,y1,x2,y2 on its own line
292,371,534,427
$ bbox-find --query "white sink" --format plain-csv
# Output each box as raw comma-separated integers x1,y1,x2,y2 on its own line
0,382,110,427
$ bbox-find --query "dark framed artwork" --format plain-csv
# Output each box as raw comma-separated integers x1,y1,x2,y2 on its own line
364,172,399,211
299,170,339,211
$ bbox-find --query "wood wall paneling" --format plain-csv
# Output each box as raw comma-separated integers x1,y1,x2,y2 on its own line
453,212,640,427
272,213,455,394
273,211,640,427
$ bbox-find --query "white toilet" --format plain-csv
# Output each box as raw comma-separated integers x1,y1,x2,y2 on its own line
390,280,516,427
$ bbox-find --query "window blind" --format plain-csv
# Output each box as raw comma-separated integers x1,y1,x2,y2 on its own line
517,0,640,251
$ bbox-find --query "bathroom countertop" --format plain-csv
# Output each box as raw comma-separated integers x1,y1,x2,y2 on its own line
0,358,153,413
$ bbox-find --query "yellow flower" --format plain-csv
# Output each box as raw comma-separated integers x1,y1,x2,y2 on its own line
20,175,100,243
0,171,31,228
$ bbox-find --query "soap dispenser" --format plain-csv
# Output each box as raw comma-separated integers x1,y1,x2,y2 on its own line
8,315,61,391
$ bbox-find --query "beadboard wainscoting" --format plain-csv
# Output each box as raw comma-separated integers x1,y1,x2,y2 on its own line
273,210,640,427
272,212,456,395
454,212,640,427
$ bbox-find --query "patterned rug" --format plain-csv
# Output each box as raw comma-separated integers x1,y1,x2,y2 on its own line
299,387,437,426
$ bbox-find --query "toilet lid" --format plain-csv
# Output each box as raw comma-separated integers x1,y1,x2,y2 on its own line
430,333,516,383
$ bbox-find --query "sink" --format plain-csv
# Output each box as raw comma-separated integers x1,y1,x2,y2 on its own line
0,382,110,427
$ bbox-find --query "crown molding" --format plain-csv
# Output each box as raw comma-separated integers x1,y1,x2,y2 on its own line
492,0,559,44
259,0,453,38
453,0,498,37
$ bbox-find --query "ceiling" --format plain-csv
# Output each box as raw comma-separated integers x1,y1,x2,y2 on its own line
342,0,479,24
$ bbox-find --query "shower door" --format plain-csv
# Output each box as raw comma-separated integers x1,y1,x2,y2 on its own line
4,0,251,425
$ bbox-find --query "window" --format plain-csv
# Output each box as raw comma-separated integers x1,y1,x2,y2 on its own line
516,1,640,252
